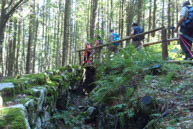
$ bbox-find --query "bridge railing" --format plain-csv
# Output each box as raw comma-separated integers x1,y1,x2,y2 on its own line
77,27,179,65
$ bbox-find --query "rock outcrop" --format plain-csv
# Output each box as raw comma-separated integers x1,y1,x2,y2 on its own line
0,66,84,129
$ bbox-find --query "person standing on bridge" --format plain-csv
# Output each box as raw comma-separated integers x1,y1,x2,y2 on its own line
131,22,144,51
107,29,120,55
84,41,92,64
94,35,103,62
174,1,193,60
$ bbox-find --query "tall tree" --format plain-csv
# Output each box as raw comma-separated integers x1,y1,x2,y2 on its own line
15,20,21,75
62,0,71,66
167,0,171,39
151,0,157,37
26,13,33,74
137,0,143,25
26,1,35,74
90,0,98,40
7,19,17,76
126,0,135,44
162,0,165,27
148,0,152,41
119,0,125,40
0,0,27,75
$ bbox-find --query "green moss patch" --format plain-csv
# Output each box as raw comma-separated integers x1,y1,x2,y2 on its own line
0,107,28,129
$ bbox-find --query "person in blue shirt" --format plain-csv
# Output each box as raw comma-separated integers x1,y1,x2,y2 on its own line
107,29,120,54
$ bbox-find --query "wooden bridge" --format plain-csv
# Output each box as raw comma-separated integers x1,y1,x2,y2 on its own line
77,27,193,65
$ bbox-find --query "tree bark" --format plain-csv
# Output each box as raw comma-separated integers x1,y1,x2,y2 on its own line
120,0,125,45
137,0,143,25
90,0,98,40
151,0,157,37
148,0,152,41
126,0,135,44
162,0,165,27
62,0,71,66
7,20,13,76
167,0,171,39
15,21,21,75
26,14,33,74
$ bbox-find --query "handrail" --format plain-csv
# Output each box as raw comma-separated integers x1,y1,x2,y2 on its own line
143,38,179,47
166,60,193,64
77,27,164,52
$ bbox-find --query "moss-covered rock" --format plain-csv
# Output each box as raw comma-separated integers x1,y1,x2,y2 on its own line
0,65,84,129
0,104,30,129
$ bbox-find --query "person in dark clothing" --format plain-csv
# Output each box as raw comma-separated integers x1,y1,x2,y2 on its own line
131,22,144,50
174,1,193,60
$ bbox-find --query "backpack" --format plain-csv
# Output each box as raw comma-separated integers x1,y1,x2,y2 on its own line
133,26,144,41
181,6,193,29
112,32,120,46
86,43,91,52
99,39,103,45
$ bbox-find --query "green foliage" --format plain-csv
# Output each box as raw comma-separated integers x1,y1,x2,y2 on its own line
168,42,183,60
88,46,167,128
53,109,90,128
166,127,175,129
91,45,163,104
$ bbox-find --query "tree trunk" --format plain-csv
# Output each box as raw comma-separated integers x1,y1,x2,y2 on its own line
167,0,171,39
137,0,143,25
7,21,13,77
148,0,152,41
32,19,39,73
162,0,165,27
151,0,157,37
15,21,21,75
110,0,113,30
21,19,26,74
120,0,125,47
176,0,179,28
0,25,6,71
62,0,71,66
26,14,33,74
126,0,135,44
90,0,98,40
11,19,18,76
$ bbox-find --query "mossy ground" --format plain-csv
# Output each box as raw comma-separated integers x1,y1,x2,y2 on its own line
0,107,27,129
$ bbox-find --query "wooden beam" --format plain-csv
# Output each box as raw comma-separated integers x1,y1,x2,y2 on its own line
143,38,179,47
77,27,164,52
166,60,193,64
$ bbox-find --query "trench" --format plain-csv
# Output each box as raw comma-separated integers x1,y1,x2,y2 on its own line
54,66,157,129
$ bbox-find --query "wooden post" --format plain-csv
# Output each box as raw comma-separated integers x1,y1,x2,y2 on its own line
79,51,82,65
161,28,168,60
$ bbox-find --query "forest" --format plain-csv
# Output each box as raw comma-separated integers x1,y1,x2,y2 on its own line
1,0,192,76
0,0,193,129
